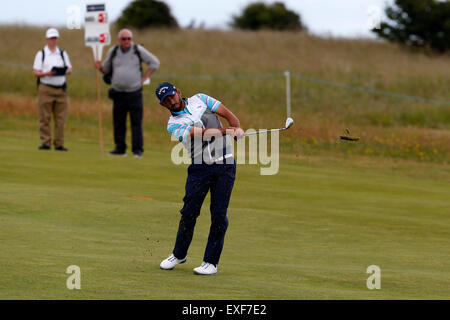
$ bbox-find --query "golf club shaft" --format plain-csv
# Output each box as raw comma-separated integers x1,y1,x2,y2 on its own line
245,127,287,136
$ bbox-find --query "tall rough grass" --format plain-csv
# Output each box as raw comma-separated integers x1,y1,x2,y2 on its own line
0,26,449,163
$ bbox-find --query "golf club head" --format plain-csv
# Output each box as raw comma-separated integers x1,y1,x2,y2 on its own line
285,117,294,129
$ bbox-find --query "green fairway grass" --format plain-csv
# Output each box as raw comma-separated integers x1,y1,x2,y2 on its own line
0,25,449,300
0,120,448,299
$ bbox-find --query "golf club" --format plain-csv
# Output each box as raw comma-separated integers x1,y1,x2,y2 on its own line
245,117,294,136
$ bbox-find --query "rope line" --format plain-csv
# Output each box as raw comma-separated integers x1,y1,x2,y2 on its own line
1,61,448,106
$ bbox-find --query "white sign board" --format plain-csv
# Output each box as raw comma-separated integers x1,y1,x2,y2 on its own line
85,3,110,60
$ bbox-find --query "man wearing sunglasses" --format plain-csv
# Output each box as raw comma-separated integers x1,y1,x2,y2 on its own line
95,29,160,158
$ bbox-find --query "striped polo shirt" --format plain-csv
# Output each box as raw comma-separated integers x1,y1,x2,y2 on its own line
167,93,232,164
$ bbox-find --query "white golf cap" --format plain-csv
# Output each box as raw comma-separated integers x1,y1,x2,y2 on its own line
45,28,59,38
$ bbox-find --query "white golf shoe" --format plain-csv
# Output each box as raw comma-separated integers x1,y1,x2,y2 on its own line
160,254,186,270
193,262,218,275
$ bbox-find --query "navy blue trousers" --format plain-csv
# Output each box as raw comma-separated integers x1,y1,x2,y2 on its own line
110,88,144,154
173,161,236,265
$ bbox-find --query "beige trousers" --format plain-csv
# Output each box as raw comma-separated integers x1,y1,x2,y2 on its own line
38,84,69,148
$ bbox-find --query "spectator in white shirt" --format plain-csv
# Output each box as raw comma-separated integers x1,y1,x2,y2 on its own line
33,28,72,151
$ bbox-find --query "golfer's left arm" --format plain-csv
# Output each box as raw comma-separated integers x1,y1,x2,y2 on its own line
212,104,245,139
185,105,243,140
215,104,240,128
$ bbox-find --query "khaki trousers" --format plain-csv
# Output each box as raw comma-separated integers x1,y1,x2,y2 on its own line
38,84,69,148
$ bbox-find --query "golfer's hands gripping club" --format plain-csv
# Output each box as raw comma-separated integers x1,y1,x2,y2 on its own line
229,127,245,140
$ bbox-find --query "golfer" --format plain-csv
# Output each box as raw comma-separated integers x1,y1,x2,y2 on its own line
156,82,244,275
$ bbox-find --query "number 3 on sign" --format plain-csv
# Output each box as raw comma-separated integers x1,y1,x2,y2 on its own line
98,13,107,23
99,33,107,43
